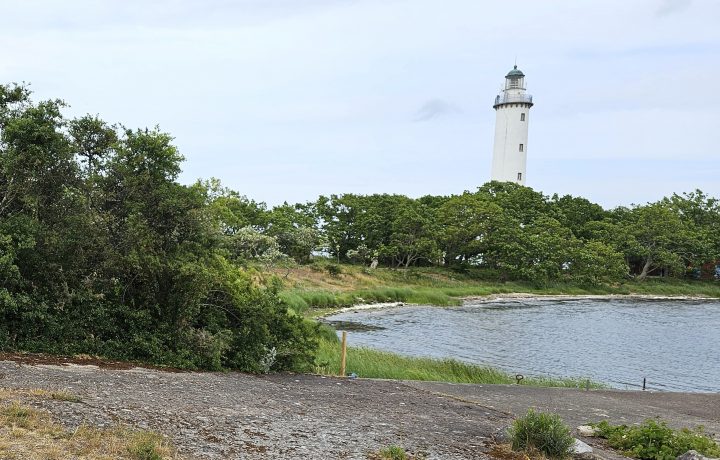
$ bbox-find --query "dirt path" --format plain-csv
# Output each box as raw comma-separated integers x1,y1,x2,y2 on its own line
1,359,718,459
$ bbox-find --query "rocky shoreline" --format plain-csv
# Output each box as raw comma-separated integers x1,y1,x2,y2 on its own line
464,293,720,302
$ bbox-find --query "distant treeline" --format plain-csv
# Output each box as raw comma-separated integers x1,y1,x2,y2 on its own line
1,83,718,370
218,178,720,285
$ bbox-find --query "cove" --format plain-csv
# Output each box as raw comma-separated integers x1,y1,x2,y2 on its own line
324,297,720,392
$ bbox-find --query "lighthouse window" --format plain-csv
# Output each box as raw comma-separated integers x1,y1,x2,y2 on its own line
519,144,524,152
520,113,525,121
517,172,522,181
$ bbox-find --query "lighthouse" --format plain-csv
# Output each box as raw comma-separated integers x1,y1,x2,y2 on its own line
491,65,533,185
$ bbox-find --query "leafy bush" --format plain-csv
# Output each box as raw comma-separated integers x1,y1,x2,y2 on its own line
593,420,720,460
326,263,343,276
508,409,575,459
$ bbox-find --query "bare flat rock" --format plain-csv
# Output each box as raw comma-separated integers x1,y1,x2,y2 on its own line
1,359,719,459
0,361,503,459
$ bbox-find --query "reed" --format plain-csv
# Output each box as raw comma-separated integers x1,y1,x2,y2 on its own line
313,338,603,388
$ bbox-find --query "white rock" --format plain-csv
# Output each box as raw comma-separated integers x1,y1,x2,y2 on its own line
572,439,593,455
676,450,719,460
577,425,599,437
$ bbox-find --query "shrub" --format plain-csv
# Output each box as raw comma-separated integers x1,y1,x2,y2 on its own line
508,409,575,459
325,264,342,276
593,420,720,460
326,263,343,276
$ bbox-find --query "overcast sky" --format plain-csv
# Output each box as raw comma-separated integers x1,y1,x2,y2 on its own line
1,0,718,208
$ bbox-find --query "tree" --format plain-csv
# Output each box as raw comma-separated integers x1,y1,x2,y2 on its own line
567,241,627,285
663,190,720,272
379,201,440,268
0,85,322,372
477,181,549,224
266,203,319,263
589,203,706,280
549,193,607,238
204,178,268,234
436,192,503,265
68,115,117,182
518,216,576,282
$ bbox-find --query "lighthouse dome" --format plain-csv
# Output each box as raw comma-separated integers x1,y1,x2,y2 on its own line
506,65,524,78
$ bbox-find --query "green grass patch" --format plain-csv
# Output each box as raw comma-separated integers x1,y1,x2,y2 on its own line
126,431,168,460
591,419,720,460
509,409,575,459
368,445,427,460
314,339,603,388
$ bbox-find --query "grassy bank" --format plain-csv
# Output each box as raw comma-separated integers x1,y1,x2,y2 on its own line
313,338,603,388
274,263,720,316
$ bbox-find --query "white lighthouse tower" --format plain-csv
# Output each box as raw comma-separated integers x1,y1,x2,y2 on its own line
491,65,533,185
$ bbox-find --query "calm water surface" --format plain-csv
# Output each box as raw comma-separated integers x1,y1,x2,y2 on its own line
325,298,720,392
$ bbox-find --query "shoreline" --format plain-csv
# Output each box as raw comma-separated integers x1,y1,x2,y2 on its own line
463,292,720,302
319,292,719,317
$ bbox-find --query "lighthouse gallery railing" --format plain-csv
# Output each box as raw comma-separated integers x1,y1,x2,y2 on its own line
494,94,533,107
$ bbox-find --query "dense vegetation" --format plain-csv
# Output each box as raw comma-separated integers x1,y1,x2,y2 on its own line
311,186,719,283
592,420,720,460
203,166,720,286
0,84,317,371
1,83,718,371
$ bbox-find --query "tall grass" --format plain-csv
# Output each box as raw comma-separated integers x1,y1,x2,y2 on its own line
314,339,602,388
509,409,575,459
283,287,460,314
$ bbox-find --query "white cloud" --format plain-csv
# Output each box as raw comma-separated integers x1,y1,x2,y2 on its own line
413,99,462,122
656,0,693,17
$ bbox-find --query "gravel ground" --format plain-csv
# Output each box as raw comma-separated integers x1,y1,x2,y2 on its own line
1,358,718,459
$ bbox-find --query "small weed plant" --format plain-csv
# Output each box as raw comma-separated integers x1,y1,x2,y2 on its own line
592,419,720,460
369,445,427,460
126,431,168,460
379,446,409,460
50,391,82,403
508,409,575,459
